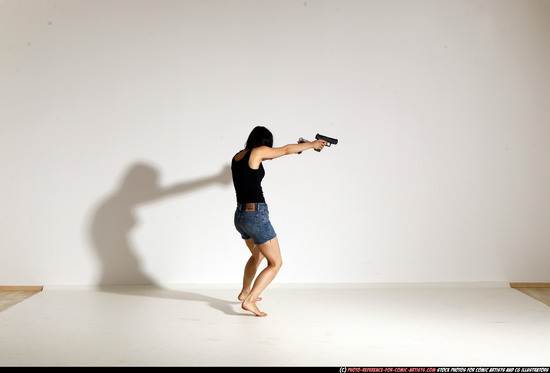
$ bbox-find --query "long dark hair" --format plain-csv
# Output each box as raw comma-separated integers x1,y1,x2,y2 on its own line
244,126,273,149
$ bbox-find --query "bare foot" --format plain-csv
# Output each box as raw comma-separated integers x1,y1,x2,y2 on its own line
238,291,262,302
241,300,267,317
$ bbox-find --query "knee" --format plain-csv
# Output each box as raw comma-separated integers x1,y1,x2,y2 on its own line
269,259,282,271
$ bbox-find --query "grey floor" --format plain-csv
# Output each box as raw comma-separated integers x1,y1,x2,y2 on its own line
1,283,550,366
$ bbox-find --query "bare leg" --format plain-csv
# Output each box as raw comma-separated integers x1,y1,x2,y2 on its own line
241,237,282,317
238,238,264,301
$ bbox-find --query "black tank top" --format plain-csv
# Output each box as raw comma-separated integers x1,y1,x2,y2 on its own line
231,149,266,203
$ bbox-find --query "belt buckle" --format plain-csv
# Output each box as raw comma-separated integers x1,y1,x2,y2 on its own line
245,203,255,212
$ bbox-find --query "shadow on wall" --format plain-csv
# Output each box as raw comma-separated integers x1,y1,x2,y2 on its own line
88,162,244,315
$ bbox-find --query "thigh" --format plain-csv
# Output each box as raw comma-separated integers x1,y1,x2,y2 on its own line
244,238,255,251
257,236,282,267
245,238,264,260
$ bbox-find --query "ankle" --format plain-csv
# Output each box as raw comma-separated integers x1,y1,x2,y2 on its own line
244,294,257,303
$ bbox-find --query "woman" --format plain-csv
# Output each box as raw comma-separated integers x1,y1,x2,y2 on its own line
231,126,326,316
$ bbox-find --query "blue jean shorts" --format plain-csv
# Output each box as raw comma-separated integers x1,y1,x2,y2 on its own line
234,203,277,245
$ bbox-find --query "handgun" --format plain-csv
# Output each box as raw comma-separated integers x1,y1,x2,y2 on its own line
297,133,339,153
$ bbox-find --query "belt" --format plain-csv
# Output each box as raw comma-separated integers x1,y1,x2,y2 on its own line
237,202,263,212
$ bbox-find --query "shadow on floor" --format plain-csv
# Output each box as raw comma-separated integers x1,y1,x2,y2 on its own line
97,284,247,316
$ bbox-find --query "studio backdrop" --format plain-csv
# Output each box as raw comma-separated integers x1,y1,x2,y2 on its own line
1,0,549,285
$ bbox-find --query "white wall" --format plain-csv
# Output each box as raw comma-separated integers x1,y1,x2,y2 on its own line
2,0,549,285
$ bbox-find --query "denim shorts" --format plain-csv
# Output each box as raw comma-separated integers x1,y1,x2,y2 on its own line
234,203,277,245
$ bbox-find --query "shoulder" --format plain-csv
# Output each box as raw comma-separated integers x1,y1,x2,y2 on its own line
250,146,286,168
251,146,270,156
252,146,287,160
248,147,267,169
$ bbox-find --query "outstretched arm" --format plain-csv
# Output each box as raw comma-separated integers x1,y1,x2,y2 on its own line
250,139,326,166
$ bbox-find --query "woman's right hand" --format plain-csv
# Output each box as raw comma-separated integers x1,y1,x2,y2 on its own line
312,139,327,151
